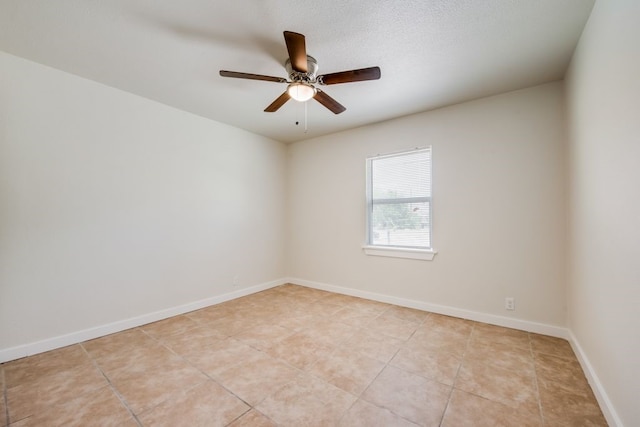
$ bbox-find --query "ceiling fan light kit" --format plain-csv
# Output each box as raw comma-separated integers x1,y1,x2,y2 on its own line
219,31,381,115
287,82,316,102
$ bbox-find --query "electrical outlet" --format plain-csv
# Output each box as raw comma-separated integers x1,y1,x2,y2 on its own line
232,275,239,287
505,297,515,311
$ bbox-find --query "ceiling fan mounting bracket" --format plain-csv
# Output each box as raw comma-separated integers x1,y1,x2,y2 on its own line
285,55,318,83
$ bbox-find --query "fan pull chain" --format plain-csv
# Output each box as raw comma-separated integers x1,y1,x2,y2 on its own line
304,100,308,133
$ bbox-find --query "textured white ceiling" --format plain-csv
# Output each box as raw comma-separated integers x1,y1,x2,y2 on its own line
0,0,594,143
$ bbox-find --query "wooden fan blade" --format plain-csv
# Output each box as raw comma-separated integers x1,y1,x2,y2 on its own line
220,70,287,83
317,66,381,85
264,92,291,112
283,31,307,73
314,89,346,114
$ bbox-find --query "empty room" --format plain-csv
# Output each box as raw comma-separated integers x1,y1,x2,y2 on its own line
0,0,638,426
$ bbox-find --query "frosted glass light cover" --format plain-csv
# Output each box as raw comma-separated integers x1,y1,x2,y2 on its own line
287,83,316,102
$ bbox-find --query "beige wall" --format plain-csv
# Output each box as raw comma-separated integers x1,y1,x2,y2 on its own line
565,0,640,425
0,52,287,354
287,82,567,327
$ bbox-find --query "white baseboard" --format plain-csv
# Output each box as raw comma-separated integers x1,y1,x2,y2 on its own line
568,330,623,427
0,278,286,364
286,277,569,338
0,276,568,362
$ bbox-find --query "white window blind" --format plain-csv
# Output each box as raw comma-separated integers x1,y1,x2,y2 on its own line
366,148,432,250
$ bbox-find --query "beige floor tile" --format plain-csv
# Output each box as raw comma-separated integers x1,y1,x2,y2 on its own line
273,310,324,332
236,307,283,325
214,352,300,406
89,344,165,381
205,315,258,337
303,300,344,317
338,399,420,427
321,293,389,314
244,292,276,304
390,345,462,386
319,293,365,306
366,314,419,340
442,389,542,427
307,348,385,395
234,324,296,351
250,303,291,321
278,284,327,299
3,345,90,387
156,324,227,358
343,328,404,363
421,313,474,336
542,413,608,427
299,287,332,300
1,368,6,427
256,373,356,426
530,334,576,360
6,363,108,423
415,319,472,340
82,329,160,375
277,298,317,314
471,323,531,350
297,319,358,347
347,298,390,314
108,356,208,414
138,380,249,426
455,359,540,415
8,386,136,427
285,285,331,300
266,332,336,370
382,305,430,324
361,365,450,426
185,338,262,376
218,297,261,312
464,339,535,373
185,304,238,324
534,353,591,393
139,315,200,340
538,378,605,425
331,306,380,328
227,409,277,427
406,328,469,357
91,339,186,381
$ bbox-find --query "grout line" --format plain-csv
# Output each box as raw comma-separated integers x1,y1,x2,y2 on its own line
2,367,8,427
528,333,546,426
353,316,406,424
223,406,252,427
438,320,476,427
137,329,254,405
334,396,359,425
79,344,143,427
358,310,452,426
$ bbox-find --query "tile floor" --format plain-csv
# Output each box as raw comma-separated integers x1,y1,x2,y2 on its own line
1,284,607,426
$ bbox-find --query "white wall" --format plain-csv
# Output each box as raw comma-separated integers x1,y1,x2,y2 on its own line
287,82,567,328
565,0,640,425
0,52,287,355
3,3,637,421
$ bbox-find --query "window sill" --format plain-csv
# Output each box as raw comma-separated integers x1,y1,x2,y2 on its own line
362,245,437,261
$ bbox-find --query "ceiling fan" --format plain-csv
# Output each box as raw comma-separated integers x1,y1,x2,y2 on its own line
219,31,381,115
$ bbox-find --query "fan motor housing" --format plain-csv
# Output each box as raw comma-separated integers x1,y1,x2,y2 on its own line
285,55,318,82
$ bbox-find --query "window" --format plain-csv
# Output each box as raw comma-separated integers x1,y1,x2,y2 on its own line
364,147,435,260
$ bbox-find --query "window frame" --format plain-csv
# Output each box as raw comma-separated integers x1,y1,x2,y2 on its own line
363,147,437,261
